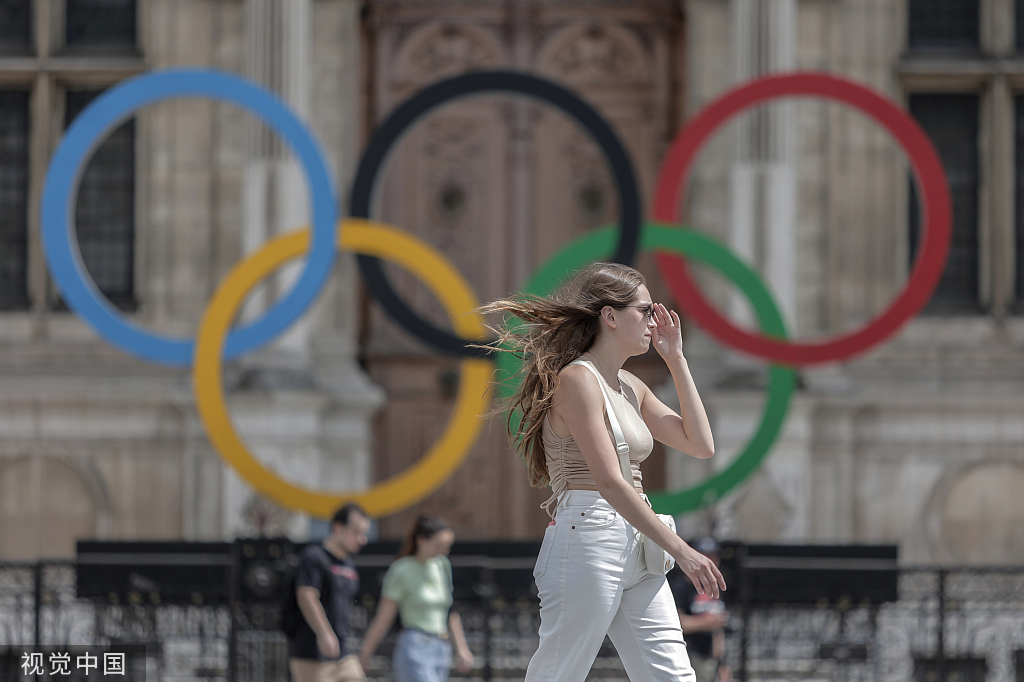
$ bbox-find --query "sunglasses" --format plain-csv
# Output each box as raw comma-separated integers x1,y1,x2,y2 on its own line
623,304,654,321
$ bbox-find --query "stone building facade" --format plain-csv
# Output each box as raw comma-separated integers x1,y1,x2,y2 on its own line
0,0,1021,567
671,0,1024,565
361,0,1024,565
359,0,687,539
0,0,380,560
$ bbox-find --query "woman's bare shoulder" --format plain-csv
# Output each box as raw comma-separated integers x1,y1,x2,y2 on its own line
558,363,598,387
554,363,604,402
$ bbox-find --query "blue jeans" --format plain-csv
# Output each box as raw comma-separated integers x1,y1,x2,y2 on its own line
392,629,452,682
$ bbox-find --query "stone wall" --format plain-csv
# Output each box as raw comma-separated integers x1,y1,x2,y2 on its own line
671,0,1024,565
0,0,378,559
3,0,1021,566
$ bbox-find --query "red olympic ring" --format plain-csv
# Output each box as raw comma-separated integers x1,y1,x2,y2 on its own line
653,73,952,365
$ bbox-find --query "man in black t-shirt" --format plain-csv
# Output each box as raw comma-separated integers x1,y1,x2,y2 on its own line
288,503,371,682
669,537,731,682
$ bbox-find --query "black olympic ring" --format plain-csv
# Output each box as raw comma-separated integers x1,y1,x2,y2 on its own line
349,70,643,358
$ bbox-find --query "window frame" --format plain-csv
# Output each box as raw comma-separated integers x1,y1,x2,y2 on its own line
0,0,145,324
0,0,34,56
62,0,139,56
907,91,986,314
898,0,1020,317
907,0,982,54
0,87,32,310
56,85,138,311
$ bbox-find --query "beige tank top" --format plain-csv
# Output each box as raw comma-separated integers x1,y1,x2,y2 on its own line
540,358,654,517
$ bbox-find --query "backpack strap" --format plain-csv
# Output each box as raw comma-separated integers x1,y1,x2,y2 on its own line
569,358,632,485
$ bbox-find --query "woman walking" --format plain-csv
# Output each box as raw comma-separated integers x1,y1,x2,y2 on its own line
358,515,474,682
486,262,726,681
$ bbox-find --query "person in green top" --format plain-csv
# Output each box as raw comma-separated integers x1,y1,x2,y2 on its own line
359,515,474,681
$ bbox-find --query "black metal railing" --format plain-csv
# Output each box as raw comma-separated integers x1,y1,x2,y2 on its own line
1,557,1023,682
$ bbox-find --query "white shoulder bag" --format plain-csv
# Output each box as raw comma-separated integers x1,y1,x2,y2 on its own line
571,359,676,575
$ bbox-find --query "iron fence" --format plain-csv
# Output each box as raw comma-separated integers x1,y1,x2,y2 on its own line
1,560,1022,681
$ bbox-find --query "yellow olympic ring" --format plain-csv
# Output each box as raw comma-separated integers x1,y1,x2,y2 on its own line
193,218,492,518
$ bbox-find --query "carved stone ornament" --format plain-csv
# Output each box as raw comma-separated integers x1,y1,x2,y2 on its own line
560,125,614,233
404,26,501,82
545,25,647,84
421,118,482,229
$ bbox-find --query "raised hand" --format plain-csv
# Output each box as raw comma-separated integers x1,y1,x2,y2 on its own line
651,303,684,360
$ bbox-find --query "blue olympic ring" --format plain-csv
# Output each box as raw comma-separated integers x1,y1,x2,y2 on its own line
41,69,338,366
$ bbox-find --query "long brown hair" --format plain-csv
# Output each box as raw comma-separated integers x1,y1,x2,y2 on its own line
481,262,647,488
396,514,452,559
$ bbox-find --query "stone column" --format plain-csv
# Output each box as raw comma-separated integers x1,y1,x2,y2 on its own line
505,2,535,290
224,0,382,538
307,0,386,521
729,0,797,330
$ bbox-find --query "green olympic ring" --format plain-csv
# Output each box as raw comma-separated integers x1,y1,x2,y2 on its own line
494,223,797,515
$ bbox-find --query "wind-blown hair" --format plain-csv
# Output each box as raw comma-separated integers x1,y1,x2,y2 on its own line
481,263,647,488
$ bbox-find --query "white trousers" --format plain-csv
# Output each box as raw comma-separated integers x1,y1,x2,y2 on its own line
525,491,696,682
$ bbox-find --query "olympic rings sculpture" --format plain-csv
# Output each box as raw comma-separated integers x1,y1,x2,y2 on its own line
41,67,950,518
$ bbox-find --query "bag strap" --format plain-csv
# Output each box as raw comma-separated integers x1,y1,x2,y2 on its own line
570,358,632,485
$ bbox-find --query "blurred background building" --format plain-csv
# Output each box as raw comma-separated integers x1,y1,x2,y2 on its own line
0,0,1022,568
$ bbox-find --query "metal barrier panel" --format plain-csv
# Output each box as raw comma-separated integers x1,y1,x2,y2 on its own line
2,561,1024,681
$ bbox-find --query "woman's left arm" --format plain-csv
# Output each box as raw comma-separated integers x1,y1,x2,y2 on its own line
639,303,714,459
448,611,474,672
359,597,399,670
